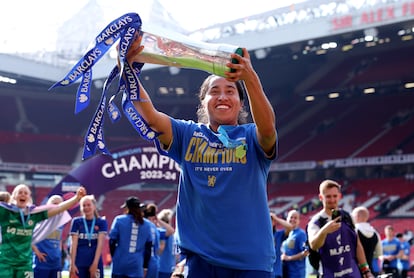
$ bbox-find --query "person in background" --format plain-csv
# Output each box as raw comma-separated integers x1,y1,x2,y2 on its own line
396,232,410,278
0,191,11,203
0,184,86,278
171,232,187,278
109,196,153,278
123,28,277,278
281,209,308,278
351,206,383,277
171,258,187,278
143,203,161,278
0,190,11,245
380,225,402,278
69,195,107,278
307,179,374,278
270,211,292,278
157,209,176,278
32,195,66,278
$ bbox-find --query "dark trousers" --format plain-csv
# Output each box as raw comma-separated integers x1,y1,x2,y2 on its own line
186,252,272,278
382,267,399,278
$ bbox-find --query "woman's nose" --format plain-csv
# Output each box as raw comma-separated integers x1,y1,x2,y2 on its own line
217,92,227,100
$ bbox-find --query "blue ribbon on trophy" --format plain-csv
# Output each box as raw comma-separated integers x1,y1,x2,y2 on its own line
74,68,92,114
50,13,158,159
50,12,243,160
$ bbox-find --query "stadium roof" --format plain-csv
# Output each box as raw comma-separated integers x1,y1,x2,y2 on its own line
3,0,414,82
0,0,307,81
1,0,414,109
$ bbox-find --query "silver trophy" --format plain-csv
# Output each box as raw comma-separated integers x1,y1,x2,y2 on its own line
137,26,243,77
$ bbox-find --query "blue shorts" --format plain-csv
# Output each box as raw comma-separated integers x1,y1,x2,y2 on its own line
77,265,104,278
158,272,172,278
34,268,61,278
186,252,272,278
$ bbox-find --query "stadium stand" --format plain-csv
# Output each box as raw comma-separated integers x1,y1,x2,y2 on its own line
1,0,414,273
278,92,414,162
1,81,413,165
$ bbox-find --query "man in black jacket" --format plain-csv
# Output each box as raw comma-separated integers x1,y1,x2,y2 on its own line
352,206,383,277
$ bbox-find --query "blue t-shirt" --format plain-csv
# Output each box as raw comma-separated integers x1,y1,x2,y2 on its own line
147,221,160,278
273,229,287,276
281,228,307,277
109,215,152,277
398,240,410,270
158,228,175,273
69,216,107,268
382,237,401,269
33,227,63,270
156,119,277,272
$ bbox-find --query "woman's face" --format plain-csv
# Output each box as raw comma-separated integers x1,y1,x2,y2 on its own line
80,198,95,218
287,211,300,228
13,185,31,208
202,76,242,130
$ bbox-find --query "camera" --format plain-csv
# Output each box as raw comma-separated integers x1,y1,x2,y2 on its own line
331,209,341,222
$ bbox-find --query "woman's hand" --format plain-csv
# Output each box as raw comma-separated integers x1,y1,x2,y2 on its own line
75,186,87,201
117,31,145,68
225,48,254,82
69,263,79,278
89,262,98,278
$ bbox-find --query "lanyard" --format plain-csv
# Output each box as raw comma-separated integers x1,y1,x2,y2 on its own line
19,208,31,229
82,217,96,247
217,125,247,159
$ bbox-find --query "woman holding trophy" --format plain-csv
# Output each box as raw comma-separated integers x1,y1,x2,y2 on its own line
123,31,278,278
51,12,278,277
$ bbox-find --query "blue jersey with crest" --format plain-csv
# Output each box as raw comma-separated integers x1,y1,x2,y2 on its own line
156,119,277,272
69,216,107,268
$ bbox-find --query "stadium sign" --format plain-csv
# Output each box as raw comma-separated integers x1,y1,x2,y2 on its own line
47,143,180,211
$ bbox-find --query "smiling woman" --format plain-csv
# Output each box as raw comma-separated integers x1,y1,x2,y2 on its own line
0,185,86,278
69,195,108,278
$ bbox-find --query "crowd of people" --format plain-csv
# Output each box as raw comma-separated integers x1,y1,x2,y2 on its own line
0,185,179,278
306,179,413,278
267,179,413,278
0,180,412,278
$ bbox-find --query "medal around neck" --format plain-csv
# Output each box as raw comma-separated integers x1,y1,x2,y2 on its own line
235,145,247,159
216,125,248,159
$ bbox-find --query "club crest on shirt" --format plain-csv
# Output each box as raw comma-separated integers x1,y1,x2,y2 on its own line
208,175,216,187
336,234,341,245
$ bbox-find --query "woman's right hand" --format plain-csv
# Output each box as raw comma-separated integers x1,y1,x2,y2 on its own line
117,30,145,67
69,264,79,278
76,186,87,201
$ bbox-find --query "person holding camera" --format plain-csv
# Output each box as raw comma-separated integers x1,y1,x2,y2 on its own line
306,179,374,278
